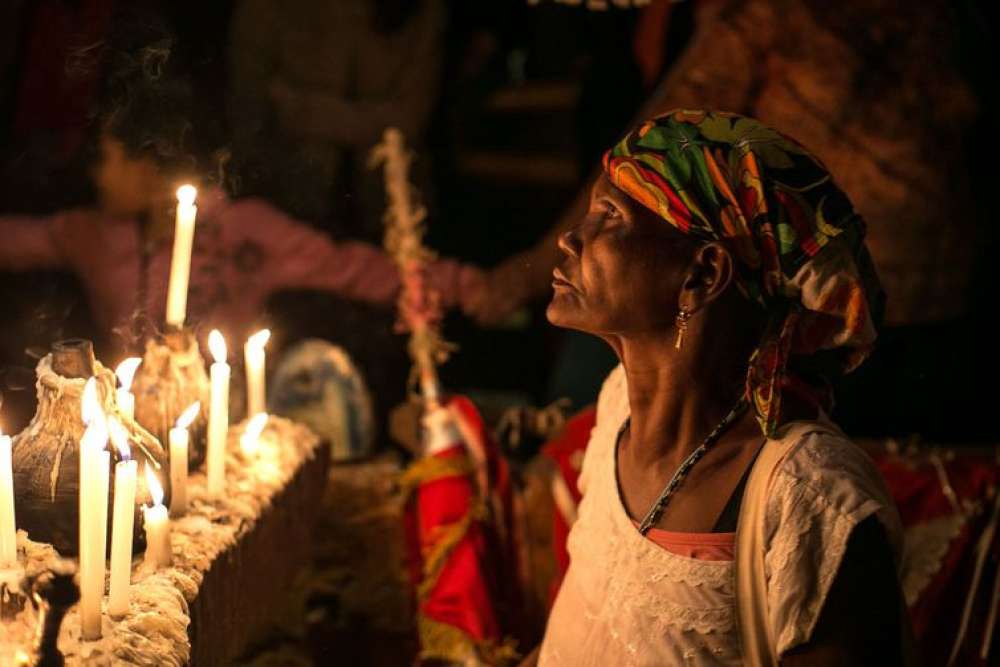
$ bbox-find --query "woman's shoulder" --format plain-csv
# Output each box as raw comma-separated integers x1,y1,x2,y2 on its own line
769,418,893,515
763,416,903,563
761,417,903,655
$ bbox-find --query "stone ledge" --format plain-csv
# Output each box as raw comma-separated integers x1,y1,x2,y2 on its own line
7,416,327,666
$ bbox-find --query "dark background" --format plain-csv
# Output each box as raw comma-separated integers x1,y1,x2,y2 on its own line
0,0,996,445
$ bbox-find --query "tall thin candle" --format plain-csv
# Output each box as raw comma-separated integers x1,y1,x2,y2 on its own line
79,378,110,641
0,422,16,566
107,417,136,618
169,401,200,516
165,185,198,328
244,329,270,418
207,330,230,496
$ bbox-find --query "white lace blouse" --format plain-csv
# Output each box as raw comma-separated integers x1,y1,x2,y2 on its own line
538,365,902,666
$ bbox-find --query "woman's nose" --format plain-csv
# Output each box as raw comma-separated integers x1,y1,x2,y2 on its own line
558,228,582,258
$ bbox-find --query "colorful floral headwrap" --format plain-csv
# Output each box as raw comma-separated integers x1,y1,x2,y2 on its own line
603,110,884,435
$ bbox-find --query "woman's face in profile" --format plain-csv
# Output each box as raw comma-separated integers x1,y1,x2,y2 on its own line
546,174,696,338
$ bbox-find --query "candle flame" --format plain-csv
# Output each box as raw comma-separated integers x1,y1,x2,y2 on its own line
246,329,271,351
81,377,101,425
176,401,201,430
115,357,142,391
240,412,269,456
80,413,108,454
208,329,227,363
246,412,269,439
145,465,164,506
107,415,131,459
176,184,197,207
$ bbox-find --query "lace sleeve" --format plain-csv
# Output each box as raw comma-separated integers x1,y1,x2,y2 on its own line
762,427,903,656
577,364,627,497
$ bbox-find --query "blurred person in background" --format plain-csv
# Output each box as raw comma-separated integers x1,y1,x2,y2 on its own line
229,0,445,240
0,75,486,355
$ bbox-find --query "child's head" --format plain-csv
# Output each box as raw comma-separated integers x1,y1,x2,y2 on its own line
92,77,196,217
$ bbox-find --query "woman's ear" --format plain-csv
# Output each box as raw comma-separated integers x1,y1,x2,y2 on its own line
681,242,734,311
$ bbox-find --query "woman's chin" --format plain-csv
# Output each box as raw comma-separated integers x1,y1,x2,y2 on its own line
546,292,587,330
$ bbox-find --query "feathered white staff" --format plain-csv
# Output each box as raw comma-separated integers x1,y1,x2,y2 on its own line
369,128,454,411
371,129,517,667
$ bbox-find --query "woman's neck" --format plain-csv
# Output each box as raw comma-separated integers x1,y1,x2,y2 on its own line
617,327,747,472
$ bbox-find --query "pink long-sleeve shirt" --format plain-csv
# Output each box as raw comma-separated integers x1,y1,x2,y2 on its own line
0,188,476,340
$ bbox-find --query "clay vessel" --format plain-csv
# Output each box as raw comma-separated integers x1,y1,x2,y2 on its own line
11,340,165,555
131,328,210,468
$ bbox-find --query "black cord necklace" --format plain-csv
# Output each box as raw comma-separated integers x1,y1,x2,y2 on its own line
636,397,749,535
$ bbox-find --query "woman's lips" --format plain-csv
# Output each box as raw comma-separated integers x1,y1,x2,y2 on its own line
552,269,578,291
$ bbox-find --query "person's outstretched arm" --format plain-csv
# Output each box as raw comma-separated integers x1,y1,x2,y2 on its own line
0,213,67,271
253,202,484,313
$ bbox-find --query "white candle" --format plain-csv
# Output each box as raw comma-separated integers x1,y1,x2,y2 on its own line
114,357,141,422
240,413,269,458
244,329,271,418
107,417,136,618
165,185,198,328
142,466,171,569
207,330,230,496
0,422,16,567
169,401,200,516
78,378,110,641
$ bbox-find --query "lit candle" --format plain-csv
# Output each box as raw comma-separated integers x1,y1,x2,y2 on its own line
79,378,110,641
142,466,171,569
0,421,16,567
240,413,269,458
107,417,136,618
207,330,230,496
244,329,271,418
114,357,141,422
165,184,198,328
169,401,200,516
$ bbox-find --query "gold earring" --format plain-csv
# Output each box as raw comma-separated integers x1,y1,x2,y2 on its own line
675,307,691,350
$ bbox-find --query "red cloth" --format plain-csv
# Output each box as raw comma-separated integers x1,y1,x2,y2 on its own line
872,450,1000,665
540,407,596,604
414,445,501,642
404,396,521,659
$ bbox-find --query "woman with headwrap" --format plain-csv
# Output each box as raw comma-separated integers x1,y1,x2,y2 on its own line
521,111,912,665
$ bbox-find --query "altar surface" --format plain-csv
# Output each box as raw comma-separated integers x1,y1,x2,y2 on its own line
9,416,326,666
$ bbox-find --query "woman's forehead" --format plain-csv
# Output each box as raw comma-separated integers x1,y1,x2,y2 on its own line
591,173,633,207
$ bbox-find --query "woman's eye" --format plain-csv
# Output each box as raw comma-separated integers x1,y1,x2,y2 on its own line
602,204,621,220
